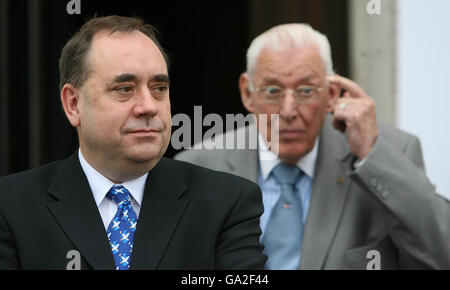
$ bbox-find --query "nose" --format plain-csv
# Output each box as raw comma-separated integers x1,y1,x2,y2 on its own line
132,87,158,118
279,90,298,122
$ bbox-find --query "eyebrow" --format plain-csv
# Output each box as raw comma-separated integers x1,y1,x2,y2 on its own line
152,74,170,85
263,74,317,83
113,73,138,83
111,73,170,85
261,74,319,85
261,77,282,85
297,74,318,83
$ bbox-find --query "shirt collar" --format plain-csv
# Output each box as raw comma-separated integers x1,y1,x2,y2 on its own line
78,149,147,206
258,133,319,180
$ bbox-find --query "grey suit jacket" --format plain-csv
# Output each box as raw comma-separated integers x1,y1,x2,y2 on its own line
175,116,450,269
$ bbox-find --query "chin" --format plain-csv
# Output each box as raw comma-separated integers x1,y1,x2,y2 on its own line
124,137,169,162
278,141,314,164
125,147,164,163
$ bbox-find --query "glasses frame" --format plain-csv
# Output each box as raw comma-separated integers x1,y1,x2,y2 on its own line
253,84,325,105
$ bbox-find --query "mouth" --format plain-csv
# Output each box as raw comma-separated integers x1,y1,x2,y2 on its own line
127,129,161,137
278,130,305,140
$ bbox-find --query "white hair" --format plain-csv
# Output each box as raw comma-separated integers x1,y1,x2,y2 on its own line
246,23,334,82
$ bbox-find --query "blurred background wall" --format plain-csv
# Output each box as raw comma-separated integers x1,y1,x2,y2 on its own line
349,0,450,198
0,0,448,198
396,0,450,198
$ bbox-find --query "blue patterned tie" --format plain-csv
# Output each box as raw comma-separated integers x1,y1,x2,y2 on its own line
263,163,304,270
106,185,138,270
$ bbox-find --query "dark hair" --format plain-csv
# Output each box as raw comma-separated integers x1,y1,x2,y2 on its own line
58,15,169,91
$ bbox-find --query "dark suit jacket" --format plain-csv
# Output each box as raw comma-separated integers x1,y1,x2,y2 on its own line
0,154,267,270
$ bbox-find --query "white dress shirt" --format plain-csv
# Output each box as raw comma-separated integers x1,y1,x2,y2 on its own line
258,134,318,180
78,149,147,230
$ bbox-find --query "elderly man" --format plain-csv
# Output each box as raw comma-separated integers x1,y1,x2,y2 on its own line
176,24,450,269
0,15,267,270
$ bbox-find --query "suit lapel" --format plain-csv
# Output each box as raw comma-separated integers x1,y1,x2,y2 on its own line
300,120,353,269
131,158,188,270
227,123,260,183
47,154,115,270
227,149,259,183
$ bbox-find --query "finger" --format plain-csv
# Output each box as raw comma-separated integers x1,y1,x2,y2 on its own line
342,91,351,99
326,75,367,99
332,98,354,132
332,114,347,133
334,94,354,112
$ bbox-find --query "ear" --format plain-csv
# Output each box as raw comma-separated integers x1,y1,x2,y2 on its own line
239,73,255,113
325,80,340,114
60,84,81,128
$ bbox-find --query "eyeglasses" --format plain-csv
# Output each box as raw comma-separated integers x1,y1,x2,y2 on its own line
254,85,324,105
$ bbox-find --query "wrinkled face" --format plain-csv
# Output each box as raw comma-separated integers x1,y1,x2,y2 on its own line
77,30,171,166
241,46,336,164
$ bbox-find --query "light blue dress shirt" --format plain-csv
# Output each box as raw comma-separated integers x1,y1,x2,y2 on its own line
257,135,318,267
78,149,147,230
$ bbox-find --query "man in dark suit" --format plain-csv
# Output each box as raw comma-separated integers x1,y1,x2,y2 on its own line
176,23,450,269
0,15,266,270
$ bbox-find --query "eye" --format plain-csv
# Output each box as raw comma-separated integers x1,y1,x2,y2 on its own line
115,85,135,94
151,84,169,97
264,86,281,96
155,85,169,93
297,87,315,97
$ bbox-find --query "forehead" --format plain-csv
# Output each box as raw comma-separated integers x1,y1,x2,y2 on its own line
253,46,325,82
86,30,167,80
